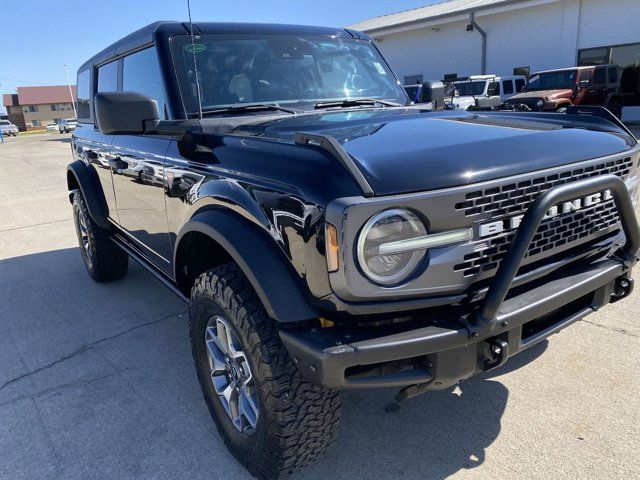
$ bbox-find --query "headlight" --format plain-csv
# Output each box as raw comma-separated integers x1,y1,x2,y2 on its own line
356,209,474,286
536,99,545,108
356,209,427,285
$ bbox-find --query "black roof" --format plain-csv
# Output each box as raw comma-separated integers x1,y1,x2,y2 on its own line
79,21,365,72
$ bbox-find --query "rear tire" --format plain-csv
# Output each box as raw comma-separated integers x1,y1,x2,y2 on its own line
190,263,341,479
72,191,128,282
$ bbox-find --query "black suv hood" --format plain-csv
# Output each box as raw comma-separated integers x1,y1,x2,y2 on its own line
227,108,637,196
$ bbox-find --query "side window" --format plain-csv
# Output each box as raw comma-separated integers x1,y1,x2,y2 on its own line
123,47,166,119
578,70,592,85
593,67,606,85
97,60,119,92
607,67,618,84
502,80,514,95
77,69,91,122
487,81,500,96
515,79,526,92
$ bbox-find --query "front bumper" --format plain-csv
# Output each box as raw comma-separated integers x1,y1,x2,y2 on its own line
281,175,640,390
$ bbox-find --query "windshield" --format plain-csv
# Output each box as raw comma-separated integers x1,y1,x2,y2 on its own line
171,34,407,115
526,70,577,90
451,81,486,96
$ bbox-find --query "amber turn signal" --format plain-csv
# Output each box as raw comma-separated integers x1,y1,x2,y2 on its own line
325,223,339,272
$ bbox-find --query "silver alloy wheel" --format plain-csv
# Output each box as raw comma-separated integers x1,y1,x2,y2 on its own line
76,207,93,268
205,316,259,434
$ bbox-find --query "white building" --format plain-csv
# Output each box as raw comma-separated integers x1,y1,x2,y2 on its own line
349,0,640,119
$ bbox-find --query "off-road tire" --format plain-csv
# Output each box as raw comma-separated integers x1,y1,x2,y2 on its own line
72,191,128,282
190,263,341,479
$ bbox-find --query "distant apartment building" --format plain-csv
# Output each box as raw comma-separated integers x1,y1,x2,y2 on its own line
2,85,77,130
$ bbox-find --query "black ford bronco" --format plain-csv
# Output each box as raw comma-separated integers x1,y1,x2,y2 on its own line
68,21,640,479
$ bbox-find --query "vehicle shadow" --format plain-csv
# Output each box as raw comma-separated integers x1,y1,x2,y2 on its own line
0,247,547,480
301,341,547,479
44,137,71,143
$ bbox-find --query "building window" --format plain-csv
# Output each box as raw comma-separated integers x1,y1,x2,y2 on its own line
513,67,530,78
122,47,167,119
50,104,62,111
25,105,38,113
403,74,423,85
578,47,610,66
32,120,41,127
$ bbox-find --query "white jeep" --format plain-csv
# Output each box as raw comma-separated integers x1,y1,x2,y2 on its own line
446,75,527,110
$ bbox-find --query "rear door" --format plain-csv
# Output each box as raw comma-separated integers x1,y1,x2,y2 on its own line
501,79,515,101
109,47,173,272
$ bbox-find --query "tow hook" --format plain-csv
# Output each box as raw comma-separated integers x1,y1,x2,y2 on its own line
611,276,634,302
483,339,509,371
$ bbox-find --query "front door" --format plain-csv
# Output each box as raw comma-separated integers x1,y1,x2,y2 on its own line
109,45,173,272
111,135,172,272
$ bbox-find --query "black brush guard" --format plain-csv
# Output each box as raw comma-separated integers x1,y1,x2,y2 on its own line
280,175,640,390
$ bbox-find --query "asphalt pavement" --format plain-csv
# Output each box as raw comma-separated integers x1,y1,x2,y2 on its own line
1,131,639,479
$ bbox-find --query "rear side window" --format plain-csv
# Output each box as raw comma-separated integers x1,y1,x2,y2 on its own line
515,79,526,92
98,60,119,92
593,68,606,85
502,80,514,95
608,67,618,84
122,48,166,119
76,69,91,122
579,70,592,83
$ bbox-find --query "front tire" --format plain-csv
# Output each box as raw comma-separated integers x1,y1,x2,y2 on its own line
72,191,128,282
190,264,341,479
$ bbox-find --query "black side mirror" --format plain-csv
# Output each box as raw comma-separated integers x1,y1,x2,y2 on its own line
420,80,445,110
94,91,159,135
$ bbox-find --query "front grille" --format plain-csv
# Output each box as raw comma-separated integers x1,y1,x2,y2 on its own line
454,200,620,276
455,156,633,218
506,97,543,110
452,156,634,277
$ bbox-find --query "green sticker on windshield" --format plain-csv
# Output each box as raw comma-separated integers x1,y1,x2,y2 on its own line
185,43,206,54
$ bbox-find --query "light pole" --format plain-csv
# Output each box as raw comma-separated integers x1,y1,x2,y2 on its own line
64,64,77,118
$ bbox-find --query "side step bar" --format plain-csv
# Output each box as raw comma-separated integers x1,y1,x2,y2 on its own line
111,234,188,303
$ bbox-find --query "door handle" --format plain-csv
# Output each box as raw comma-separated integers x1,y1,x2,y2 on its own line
108,157,128,170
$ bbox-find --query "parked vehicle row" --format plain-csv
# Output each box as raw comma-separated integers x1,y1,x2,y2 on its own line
504,64,623,117
0,120,19,136
407,64,625,118
58,118,77,133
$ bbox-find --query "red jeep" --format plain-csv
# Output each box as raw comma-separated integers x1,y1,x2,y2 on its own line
504,65,623,117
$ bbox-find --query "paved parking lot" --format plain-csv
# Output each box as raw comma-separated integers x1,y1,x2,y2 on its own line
1,132,639,479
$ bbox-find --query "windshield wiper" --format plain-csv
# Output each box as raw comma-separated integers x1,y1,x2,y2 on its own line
201,103,298,116
313,98,402,110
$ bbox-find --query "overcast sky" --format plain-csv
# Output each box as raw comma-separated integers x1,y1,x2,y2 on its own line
0,0,439,102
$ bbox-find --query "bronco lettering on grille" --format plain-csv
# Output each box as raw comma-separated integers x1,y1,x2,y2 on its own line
478,189,613,238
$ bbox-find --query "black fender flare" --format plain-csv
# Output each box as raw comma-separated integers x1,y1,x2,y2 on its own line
66,160,111,229
174,209,318,323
